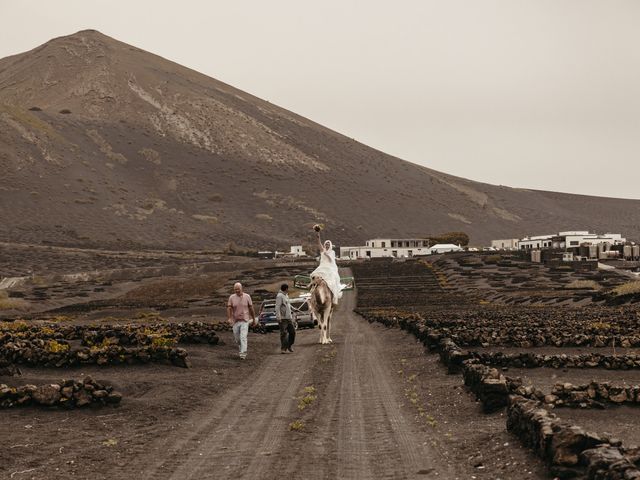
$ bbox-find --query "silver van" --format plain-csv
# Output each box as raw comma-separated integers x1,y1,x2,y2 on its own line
290,296,317,329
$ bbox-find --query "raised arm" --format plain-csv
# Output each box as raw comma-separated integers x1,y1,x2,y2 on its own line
316,231,324,252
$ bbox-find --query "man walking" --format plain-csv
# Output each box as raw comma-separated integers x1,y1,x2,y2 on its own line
227,282,256,359
276,283,295,354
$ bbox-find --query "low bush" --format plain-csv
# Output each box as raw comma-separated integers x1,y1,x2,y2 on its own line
566,280,601,290
612,281,640,297
0,291,29,311
484,255,502,265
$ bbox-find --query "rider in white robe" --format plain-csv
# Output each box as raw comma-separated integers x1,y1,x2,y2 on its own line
311,232,342,305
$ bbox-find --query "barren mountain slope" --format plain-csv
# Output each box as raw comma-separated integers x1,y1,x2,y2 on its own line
1,30,639,249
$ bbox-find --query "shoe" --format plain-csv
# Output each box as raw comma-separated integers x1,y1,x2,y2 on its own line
239,354,247,360
287,347,294,353
281,349,287,354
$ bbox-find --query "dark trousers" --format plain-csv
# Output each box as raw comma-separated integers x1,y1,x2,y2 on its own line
279,318,296,350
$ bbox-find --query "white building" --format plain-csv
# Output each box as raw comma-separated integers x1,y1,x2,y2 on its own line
289,245,306,257
272,245,308,259
518,231,625,251
340,238,431,259
553,231,624,249
490,239,519,250
517,234,555,250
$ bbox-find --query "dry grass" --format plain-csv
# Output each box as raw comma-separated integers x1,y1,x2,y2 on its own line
297,386,317,411
483,255,502,264
611,281,640,297
565,280,602,290
289,420,305,431
0,291,29,311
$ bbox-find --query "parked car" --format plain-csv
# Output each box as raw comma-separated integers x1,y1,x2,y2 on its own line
258,300,279,331
290,295,317,329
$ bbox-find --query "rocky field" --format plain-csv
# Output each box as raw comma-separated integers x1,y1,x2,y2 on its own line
4,247,640,479
353,254,640,480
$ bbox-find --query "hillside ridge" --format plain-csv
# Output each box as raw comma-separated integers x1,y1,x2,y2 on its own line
1,30,639,250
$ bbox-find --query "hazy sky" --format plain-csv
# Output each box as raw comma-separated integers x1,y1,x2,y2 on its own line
2,1,639,199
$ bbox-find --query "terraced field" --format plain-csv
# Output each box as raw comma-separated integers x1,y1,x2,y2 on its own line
353,254,640,479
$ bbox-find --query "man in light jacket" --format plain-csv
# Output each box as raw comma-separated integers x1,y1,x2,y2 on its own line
275,283,295,354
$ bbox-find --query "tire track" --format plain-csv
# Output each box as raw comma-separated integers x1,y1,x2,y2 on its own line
143,342,315,480
142,267,456,479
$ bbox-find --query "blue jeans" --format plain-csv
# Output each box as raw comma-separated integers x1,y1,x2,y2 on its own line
233,321,249,357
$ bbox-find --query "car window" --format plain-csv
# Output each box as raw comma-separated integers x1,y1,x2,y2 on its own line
260,301,276,313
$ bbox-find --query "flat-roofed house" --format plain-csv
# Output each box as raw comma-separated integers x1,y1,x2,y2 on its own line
339,238,431,259
490,239,519,250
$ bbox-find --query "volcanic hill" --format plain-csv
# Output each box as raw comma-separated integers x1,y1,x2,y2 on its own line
1,30,639,250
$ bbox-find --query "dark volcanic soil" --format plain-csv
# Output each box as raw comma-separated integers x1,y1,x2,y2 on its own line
8,252,639,479
0,259,548,480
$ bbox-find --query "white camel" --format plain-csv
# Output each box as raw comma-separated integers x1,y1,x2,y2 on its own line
309,276,334,344
308,226,341,344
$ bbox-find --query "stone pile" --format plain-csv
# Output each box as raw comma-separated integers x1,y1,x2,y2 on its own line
0,321,222,346
358,306,640,349
543,382,640,409
461,361,510,413
0,376,122,409
361,308,640,413
507,396,640,479
1,338,190,368
472,351,640,371
0,356,20,376
421,310,640,348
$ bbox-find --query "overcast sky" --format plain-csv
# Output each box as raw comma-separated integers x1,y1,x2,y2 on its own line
2,1,639,199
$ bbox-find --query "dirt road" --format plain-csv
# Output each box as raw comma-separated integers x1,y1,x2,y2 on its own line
141,278,453,480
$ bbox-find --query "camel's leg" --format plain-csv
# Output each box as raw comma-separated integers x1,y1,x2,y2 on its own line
318,314,325,344
326,306,333,343
321,309,331,344
317,307,326,344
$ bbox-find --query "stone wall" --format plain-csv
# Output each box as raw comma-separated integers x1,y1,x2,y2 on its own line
0,376,122,409
471,351,640,370
0,321,222,346
507,396,640,479
1,339,190,368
